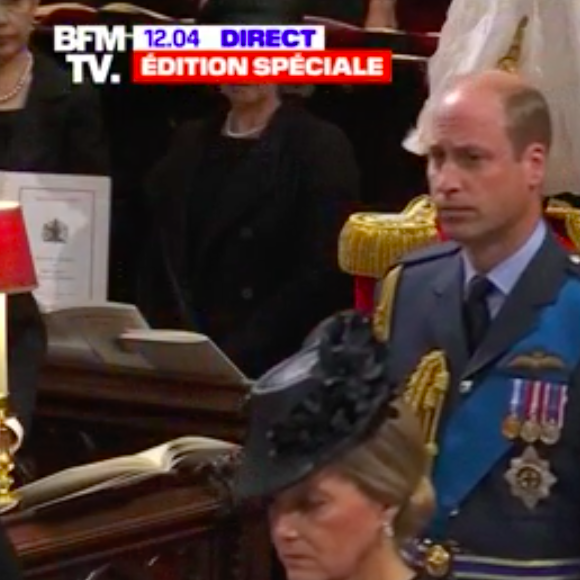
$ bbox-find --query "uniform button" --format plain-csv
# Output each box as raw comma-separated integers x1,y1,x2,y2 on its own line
459,380,472,394
240,227,253,240
241,287,254,300
450,509,459,517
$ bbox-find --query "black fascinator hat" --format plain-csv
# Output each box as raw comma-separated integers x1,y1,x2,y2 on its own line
236,310,399,500
197,0,307,25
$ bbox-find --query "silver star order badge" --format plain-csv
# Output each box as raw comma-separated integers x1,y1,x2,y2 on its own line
505,446,557,509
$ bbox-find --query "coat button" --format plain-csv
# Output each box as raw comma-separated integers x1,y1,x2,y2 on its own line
459,380,472,394
241,287,253,300
240,227,253,240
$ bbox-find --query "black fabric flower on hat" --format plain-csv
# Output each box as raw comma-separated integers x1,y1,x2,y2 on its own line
266,311,398,459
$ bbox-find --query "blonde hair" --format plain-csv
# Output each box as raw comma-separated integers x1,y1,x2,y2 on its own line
334,398,435,542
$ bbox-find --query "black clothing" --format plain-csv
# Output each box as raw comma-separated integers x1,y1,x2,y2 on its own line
0,525,22,580
141,103,358,378
305,0,367,25
463,276,493,354
0,111,21,168
0,52,109,175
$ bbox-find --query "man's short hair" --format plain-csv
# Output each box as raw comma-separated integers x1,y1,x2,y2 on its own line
502,86,552,158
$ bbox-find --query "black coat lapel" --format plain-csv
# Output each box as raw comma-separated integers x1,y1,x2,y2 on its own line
462,232,569,379
431,250,470,378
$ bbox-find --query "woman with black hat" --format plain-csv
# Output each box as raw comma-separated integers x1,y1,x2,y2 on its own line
236,310,437,580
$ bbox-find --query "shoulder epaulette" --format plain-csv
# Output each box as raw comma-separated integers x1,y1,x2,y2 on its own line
398,241,461,268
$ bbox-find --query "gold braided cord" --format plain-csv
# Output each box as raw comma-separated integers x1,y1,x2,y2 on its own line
547,199,580,251
372,265,402,342
403,350,449,470
566,214,580,251
496,16,529,72
338,196,438,278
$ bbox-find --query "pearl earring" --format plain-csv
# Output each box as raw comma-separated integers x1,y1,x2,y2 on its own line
383,520,394,538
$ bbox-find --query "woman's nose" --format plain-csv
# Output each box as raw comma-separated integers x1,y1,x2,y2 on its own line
272,514,299,541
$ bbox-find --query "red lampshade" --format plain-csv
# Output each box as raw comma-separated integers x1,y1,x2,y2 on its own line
0,202,37,294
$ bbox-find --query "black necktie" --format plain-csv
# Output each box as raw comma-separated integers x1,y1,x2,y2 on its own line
464,275,493,354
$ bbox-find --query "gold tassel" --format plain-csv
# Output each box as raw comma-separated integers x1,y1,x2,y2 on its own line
373,267,449,468
404,351,449,470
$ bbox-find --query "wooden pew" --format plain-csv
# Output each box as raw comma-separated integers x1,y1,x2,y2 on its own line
4,460,271,580
23,361,249,480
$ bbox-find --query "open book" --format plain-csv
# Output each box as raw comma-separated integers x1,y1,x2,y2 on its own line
43,301,249,385
17,436,238,512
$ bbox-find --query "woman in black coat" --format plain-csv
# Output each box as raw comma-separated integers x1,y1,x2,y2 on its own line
0,0,109,434
0,0,109,174
141,84,359,378
0,2,108,547
0,49,109,175
0,1,108,574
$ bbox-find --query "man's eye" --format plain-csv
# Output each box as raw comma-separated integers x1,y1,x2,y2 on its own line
459,151,483,164
428,151,445,164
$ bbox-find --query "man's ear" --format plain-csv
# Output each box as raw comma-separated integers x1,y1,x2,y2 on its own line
522,143,548,189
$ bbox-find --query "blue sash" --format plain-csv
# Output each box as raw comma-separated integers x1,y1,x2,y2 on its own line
429,277,580,538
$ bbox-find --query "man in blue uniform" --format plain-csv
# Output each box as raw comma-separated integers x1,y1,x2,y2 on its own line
375,70,580,580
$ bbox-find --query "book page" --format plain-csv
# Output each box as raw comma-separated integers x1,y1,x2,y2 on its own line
17,455,158,510
44,301,152,367
35,3,97,17
136,436,237,471
118,329,249,385
103,3,195,21
0,171,111,309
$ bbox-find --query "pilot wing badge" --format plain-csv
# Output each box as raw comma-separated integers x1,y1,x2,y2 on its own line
507,351,566,371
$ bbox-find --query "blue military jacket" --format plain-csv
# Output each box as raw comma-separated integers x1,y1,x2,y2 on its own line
384,232,580,577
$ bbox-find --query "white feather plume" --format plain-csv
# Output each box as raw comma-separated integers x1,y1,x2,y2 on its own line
404,0,580,195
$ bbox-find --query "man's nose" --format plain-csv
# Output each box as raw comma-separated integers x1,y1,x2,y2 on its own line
430,162,462,197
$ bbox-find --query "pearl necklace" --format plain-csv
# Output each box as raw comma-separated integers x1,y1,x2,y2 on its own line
0,53,33,104
224,113,266,138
